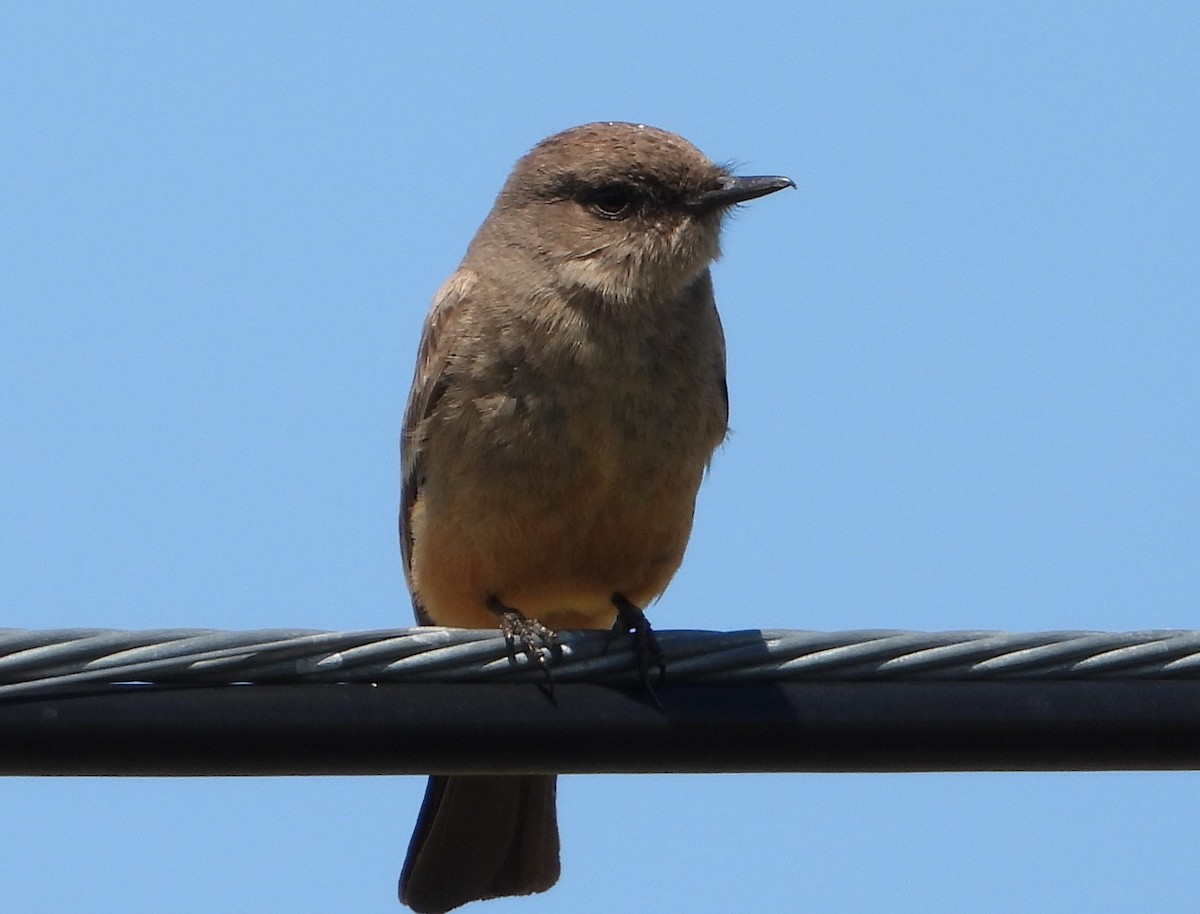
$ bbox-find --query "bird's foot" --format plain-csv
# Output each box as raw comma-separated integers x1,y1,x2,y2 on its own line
487,595,562,686
609,593,666,708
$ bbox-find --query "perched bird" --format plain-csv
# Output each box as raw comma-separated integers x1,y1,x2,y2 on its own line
398,122,792,913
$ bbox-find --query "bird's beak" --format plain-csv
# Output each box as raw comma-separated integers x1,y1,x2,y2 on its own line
685,174,795,213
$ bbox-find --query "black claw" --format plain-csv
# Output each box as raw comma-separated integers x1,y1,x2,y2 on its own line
610,593,666,709
487,595,561,689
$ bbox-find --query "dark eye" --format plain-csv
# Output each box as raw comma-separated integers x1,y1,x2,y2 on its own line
585,184,637,220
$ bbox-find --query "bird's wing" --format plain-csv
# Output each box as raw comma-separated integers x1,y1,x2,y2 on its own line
399,269,475,624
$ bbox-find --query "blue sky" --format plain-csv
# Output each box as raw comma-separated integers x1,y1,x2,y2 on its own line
2,2,1198,912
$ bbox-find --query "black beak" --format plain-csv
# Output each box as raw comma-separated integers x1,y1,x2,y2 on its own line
685,174,795,213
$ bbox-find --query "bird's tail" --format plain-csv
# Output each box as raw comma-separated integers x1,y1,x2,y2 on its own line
399,774,560,913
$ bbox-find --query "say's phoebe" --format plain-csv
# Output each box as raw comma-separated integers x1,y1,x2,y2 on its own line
398,122,792,913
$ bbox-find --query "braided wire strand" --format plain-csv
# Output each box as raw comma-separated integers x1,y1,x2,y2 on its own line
4,627,1200,699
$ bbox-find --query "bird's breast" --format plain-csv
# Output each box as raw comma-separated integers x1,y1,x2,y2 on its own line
409,301,726,628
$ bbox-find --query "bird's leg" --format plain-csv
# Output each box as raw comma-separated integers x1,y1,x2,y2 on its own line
487,595,561,684
610,593,666,706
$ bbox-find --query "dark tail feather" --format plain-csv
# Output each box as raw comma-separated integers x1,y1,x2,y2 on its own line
399,775,560,914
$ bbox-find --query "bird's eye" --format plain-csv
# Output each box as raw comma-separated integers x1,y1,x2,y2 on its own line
585,185,637,220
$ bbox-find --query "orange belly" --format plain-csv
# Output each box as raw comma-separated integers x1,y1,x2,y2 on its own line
409,455,705,630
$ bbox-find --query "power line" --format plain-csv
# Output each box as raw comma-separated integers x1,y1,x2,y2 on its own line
2,627,1199,775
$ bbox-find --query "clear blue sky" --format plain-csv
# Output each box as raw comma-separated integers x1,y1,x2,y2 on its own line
2,3,1198,912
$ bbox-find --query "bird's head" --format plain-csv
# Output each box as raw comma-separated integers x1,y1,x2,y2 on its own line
478,122,793,303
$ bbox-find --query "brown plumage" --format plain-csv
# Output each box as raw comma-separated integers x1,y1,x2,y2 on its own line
398,122,791,913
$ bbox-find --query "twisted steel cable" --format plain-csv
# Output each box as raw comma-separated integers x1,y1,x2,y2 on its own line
3,627,1200,699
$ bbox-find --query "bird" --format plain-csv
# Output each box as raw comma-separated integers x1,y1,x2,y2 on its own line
397,121,792,913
